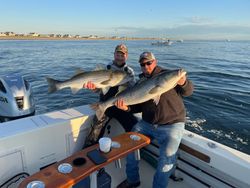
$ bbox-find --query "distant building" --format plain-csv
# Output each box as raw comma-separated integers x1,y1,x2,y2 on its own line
49,34,56,37
15,34,25,36
88,35,98,39
5,32,15,36
28,32,40,37
111,36,120,39
0,32,7,36
63,34,72,38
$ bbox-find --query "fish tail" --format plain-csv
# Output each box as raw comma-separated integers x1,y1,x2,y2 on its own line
90,103,106,121
46,77,60,93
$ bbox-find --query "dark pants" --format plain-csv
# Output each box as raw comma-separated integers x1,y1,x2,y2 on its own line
105,106,138,132
83,106,138,148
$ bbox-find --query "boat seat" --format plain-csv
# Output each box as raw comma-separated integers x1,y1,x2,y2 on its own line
179,143,210,163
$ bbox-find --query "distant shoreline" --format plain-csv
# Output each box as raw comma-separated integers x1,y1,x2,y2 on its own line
0,36,157,41
1,36,245,41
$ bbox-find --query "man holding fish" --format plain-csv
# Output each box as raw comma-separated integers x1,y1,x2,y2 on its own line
112,52,194,188
83,44,138,147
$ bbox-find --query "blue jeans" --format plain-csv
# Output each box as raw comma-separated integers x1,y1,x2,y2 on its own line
126,120,185,188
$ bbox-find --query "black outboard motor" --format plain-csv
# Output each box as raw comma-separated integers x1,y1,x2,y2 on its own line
0,75,35,122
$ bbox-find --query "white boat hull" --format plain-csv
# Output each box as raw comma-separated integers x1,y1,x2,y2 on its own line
0,105,249,187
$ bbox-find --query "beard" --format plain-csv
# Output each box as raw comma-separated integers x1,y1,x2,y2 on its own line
114,60,125,67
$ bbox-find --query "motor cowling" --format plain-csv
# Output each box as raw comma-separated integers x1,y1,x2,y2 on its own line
0,75,35,122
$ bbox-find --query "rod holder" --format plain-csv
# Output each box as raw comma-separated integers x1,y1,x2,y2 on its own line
90,171,98,188
115,159,122,168
135,149,140,161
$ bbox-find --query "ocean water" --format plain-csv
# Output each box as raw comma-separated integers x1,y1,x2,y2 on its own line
0,40,249,154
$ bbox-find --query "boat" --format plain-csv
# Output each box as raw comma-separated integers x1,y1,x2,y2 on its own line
0,105,249,188
176,39,184,43
151,40,173,46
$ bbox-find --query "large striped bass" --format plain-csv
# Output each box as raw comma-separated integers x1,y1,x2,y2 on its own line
46,68,133,94
91,69,186,120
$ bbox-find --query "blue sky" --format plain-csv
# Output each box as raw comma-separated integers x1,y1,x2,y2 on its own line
1,0,250,40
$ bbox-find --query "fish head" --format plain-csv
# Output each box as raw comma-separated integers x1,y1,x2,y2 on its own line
112,70,134,85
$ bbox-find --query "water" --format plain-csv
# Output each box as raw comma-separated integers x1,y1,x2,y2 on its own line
0,40,249,154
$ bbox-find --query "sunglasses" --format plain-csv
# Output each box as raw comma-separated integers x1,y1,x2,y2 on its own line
140,61,153,67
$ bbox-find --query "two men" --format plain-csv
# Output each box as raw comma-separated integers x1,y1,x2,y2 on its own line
85,45,194,188
115,52,194,188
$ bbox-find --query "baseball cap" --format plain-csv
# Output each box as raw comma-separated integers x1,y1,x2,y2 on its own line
139,52,156,62
115,44,128,54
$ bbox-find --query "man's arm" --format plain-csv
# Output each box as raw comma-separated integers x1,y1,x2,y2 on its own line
125,66,136,87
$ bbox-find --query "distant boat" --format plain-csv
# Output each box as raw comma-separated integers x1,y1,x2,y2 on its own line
176,39,184,43
151,40,173,46
226,39,231,42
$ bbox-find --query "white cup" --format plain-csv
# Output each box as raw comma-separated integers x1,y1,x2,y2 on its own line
99,137,112,153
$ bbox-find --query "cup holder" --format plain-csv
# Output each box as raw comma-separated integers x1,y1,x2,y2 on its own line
26,180,45,188
58,163,73,174
130,135,141,141
73,157,86,166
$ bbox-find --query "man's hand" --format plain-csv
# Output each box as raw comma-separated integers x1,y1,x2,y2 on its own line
83,81,96,90
114,98,129,111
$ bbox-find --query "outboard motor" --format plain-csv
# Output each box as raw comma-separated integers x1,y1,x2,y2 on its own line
0,75,35,122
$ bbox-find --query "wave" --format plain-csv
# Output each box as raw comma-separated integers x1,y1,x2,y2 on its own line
161,52,249,66
206,129,248,145
185,116,249,153
0,50,12,56
190,71,249,80
193,56,248,65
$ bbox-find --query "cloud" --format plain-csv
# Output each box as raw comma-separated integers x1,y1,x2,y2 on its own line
110,24,250,40
183,16,215,25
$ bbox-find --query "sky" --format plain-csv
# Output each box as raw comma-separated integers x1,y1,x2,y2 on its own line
1,0,250,40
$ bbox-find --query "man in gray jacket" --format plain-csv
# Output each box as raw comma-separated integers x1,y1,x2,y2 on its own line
83,44,138,147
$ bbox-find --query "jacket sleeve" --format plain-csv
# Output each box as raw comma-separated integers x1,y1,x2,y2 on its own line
126,66,136,87
127,103,143,113
176,79,194,97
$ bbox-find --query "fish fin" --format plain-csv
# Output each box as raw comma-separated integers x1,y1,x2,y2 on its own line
46,77,60,93
115,85,127,96
100,79,111,85
90,103,106,121
94,64,106,71
148,85,162,94
101,87,110,95
152,95,161,105
71,86,81,94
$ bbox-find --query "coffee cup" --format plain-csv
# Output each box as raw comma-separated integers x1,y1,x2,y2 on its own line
99,137,112,153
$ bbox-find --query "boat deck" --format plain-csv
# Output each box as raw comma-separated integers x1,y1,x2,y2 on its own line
105,158,192,188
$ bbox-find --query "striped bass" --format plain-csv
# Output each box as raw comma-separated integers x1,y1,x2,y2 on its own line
91,69,186,120
46,69,133,94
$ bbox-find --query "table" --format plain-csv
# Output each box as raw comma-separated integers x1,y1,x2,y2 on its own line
19,132,150,188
